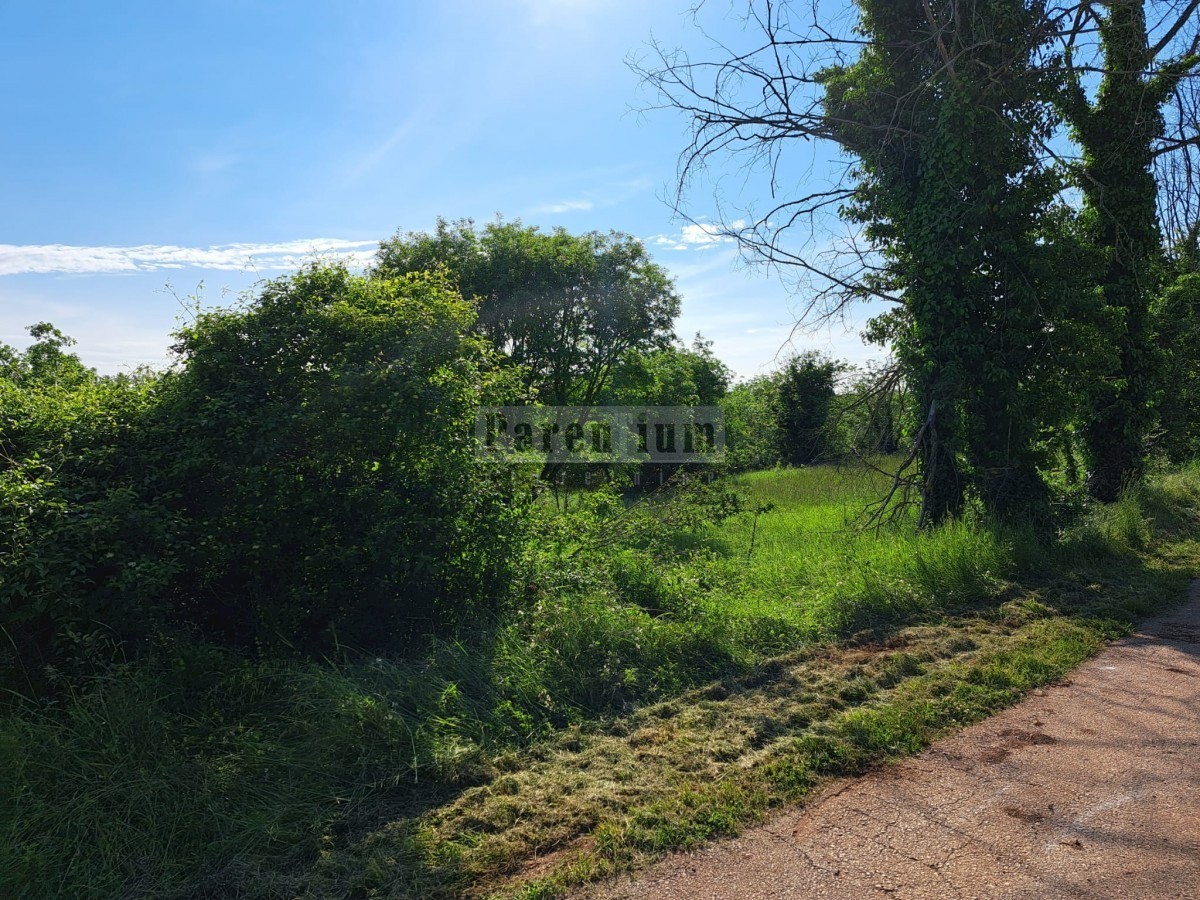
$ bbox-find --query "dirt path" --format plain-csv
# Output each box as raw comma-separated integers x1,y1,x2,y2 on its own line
583,589,1200,900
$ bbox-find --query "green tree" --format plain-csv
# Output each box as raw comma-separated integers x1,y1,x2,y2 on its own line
828,364,906,458
1059,0,1200,500
376,218,681,406
720,375,782,472
776,351,840,466
606,333,731,406
641,0,1080,525
2,322,92,388
1,266,537,668
821,0,1064,524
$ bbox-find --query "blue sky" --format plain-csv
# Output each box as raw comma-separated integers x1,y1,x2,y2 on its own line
0,0,883,378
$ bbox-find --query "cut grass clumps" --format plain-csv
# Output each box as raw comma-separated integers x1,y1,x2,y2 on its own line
300,598,1120,900
300,468,1200,899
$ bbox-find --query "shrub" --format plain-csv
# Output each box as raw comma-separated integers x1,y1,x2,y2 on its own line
720,376,782,472
150,264,531,651
1,266,534,674
0,331,176,679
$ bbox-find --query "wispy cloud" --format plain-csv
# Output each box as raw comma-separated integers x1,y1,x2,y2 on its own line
188,152,240,176
650,220,745,252
529,199,595,215
515,0,610,30
0,238,378,277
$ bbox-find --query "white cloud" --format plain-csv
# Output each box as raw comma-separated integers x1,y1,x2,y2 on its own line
651,220,745,252
530,199,595,215
0,238,379,277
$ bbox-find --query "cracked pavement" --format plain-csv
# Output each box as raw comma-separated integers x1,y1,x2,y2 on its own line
582,589,1200,899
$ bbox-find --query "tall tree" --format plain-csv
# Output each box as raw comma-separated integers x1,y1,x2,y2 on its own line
825,0,1065,523
642,0,1065,524
1060,0,1200,500
376,219,680,406
776,350,841,466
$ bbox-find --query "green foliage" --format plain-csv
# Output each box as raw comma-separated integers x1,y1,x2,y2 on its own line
606,333,730,406
1,266,534,671
6,459,1200,898
825,366,905,457
719,351,848,472
642,0,1197,517
155,264,531,650
376,218,680,406
1,323,92,389
1154,274,1200,462
821,0,1068,524
0,328,176,677
776,351,841,466
1057,0,1195,501
720,375,782,472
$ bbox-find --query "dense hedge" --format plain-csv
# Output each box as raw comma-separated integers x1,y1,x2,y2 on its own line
0,265,531,679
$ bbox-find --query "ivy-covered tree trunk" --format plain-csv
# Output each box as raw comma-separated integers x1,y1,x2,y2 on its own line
823,0,1057,526
1066,1,1173,501
912,388,965,526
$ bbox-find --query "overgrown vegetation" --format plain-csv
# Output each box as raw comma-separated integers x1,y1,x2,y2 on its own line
5,2,1200,897
3,264,1199,898
1,267,530,676
5,456,1199,898
639,0,1200,522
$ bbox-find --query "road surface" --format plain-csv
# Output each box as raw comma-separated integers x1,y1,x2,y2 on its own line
585,589,1200,899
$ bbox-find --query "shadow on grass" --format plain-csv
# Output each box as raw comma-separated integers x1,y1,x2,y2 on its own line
280,553,1195,900
13,471,1200,900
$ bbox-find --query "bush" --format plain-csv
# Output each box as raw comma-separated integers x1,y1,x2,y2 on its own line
1155,274,1200,463
720,376,782,472
1,266,534,675
0,331,177,679
150,264,530,651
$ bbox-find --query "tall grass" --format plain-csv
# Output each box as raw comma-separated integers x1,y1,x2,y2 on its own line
4,461,1200,898
1,646,500,898
693,463,1017,641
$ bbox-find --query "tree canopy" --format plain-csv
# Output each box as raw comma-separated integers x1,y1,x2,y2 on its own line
376,218,681,406
639,0,1200,522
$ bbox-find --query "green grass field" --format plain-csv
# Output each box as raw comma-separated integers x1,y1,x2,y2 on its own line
4,462,1200,898
696,464,1017,638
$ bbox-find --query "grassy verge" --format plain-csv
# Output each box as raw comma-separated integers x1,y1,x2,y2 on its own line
304,565,1194,899
3,464,1200,898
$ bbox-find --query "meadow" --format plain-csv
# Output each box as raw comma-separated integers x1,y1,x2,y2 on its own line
5,460,1199,899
